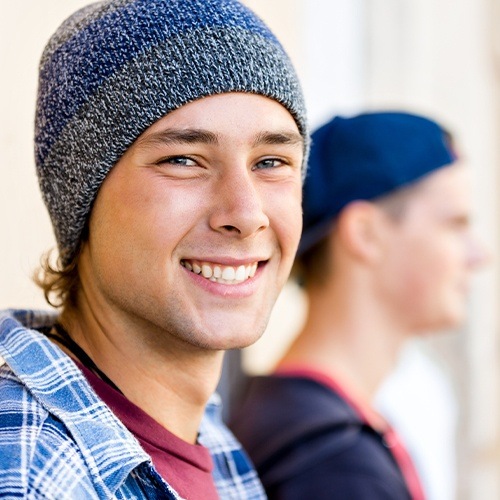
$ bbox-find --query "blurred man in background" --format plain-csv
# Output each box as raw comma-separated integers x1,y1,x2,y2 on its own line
231,111,488,499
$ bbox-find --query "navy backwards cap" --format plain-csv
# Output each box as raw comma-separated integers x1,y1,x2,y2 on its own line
299,111,457,255
35,0,308,265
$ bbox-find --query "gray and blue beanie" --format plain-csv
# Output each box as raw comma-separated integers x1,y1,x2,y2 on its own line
35,0,308,265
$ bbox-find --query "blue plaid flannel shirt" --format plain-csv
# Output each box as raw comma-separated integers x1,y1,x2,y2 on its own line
0,309,265,499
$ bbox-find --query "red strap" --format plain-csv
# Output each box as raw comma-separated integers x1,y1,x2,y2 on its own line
382,427,426,500
275,365,426,500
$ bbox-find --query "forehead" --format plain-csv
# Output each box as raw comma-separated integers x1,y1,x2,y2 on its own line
138,92,302,143
416,163,468,197
405,163,471,216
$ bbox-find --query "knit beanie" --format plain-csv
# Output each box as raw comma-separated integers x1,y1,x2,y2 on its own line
35,0,308,265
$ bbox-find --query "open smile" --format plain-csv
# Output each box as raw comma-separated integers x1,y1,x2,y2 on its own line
181,259,259,285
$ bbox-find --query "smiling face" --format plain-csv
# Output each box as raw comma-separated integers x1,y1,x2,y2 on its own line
76,93,304,351
376,164,488,332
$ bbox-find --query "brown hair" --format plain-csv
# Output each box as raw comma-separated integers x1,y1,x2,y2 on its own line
33,247,81,309
293,225,335,288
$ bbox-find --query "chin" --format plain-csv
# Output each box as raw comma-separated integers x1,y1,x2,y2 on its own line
191,327,266,351
411,306,466,334
185,306,274,350
218,332,265,351
431,309,466,332
443,314,466,331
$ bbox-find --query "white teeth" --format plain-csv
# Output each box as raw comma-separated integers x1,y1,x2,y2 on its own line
249,263,257,277
183,260,259,285
201,264,213,278
222,267,236,281
235,265,246,281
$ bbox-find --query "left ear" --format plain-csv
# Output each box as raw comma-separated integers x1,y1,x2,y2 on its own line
336,201,390,265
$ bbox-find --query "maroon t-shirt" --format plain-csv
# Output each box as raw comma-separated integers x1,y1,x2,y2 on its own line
77,362,219,500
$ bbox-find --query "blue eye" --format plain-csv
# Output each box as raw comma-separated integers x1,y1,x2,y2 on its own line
157,156,197,166
255,158,282,169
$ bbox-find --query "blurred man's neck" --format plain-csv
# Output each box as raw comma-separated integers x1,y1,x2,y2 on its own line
278,281,408,404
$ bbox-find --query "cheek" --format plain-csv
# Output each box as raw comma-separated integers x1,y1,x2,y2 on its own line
405,242,467,328
395,236,462,303
88,187,205,302
98,178,206,251
380,238,433,301
266,183,303,257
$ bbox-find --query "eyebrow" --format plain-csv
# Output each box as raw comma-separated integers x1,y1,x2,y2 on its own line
137,128,304,150
252,131,304,148
137,129,219,149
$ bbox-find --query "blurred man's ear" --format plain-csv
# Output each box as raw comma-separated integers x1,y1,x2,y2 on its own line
336,201,389,265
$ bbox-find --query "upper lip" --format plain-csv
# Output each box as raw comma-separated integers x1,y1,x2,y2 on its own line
181,256,268,266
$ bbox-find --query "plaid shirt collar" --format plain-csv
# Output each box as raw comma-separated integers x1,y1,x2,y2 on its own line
0,309,265,499
0,309,152,494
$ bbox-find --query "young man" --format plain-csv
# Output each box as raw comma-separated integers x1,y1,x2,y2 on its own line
0,1,308,498
230,112,488,499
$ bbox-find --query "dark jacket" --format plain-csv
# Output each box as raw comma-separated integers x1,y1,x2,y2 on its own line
230,375,412,499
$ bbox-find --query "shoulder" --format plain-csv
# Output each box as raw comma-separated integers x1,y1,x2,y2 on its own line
230,375,410,499
233,374,356,421
264,420,410,499
266,465,410,500
0,365,96,498
230,374,359,456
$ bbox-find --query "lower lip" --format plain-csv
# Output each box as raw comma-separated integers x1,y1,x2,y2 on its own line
182,264,264,298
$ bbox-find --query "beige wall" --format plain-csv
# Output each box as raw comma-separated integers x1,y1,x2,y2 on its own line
0,2,91,309
1,1,500,498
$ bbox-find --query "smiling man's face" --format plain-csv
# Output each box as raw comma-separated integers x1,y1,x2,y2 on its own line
77,92,304,351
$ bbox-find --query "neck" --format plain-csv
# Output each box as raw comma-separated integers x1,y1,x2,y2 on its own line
58,305,223,444
278,280,409,404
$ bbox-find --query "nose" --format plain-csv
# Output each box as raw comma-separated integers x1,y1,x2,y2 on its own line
209,168,269,238
467,232,492,270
